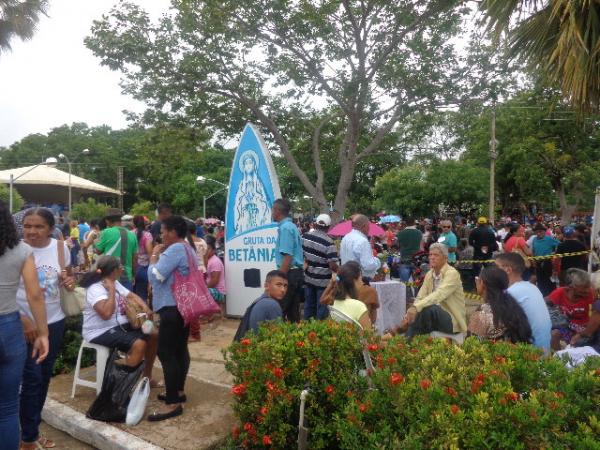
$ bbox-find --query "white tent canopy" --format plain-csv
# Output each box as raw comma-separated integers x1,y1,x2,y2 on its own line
0,164,121,204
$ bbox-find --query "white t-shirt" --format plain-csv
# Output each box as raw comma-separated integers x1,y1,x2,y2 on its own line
16,238,69,324
82,281,130,342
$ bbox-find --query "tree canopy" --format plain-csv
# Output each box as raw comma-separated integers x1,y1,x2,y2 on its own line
84,0,482,215
0,0,47,54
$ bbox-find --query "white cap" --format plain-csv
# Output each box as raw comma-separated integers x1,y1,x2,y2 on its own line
315,213,331,227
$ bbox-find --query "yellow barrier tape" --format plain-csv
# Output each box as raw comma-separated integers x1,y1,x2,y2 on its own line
456,250,590,265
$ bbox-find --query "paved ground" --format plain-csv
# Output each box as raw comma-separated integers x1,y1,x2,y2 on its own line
40,421,94,449
45,318,239,450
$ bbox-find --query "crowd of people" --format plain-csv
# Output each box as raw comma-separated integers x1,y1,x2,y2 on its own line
2,194,600,448
0,201,228,449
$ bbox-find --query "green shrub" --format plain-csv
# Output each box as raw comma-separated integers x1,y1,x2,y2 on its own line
0,184,24,212
225,322,600,449
129,200,155,219
70,198,108,221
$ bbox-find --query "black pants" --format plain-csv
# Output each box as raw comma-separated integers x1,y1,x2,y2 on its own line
281,268,303,323
406,305,454,339
535,260,554,296
157,306,190,404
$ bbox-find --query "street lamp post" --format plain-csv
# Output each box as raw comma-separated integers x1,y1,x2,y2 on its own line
489,101,498,225
196,175,228,219
9,157,58,212
59,149,90,213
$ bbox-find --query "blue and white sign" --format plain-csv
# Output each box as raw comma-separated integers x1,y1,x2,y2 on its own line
225,123,281,316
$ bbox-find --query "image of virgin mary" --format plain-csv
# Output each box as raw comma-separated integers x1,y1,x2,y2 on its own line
234,150,272,235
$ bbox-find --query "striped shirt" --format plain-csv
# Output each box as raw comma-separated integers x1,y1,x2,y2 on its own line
302,229,339,287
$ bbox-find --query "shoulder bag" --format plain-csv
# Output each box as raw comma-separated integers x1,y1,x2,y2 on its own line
171,244,220,326
57,239,85,316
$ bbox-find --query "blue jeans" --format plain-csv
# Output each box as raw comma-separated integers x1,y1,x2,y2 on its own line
0,312,27,450
133,265,149,301
303,285,329,320
399,263,413,282
20,319,65,443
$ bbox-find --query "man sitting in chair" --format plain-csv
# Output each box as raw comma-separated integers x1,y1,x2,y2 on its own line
395,243,467,339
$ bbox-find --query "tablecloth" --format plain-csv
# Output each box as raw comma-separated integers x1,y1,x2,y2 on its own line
372,280,406,336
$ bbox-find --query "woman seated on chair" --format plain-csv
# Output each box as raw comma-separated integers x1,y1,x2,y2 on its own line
469,266,532,344
80,255,158,382
321,261,372,330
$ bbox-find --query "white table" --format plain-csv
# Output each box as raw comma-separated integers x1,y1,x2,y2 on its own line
372,280,406,336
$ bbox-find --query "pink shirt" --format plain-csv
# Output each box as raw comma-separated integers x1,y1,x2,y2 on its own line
206,254,226,294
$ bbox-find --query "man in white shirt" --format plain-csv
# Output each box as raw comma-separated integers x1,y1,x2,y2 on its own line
340,214,380,279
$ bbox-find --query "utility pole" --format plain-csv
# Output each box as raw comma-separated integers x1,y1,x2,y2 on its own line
117,166,124,212
489,101,498,225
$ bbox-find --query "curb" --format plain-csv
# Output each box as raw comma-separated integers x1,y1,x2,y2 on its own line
42,398,163,450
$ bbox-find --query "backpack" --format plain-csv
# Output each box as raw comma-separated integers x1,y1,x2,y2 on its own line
233,299,261,342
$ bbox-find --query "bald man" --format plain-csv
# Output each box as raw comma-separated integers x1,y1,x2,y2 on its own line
340,214,381,280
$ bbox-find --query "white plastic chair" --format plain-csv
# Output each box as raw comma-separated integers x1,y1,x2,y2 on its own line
71,340,110,398
328,306,376,375
429,330,465,345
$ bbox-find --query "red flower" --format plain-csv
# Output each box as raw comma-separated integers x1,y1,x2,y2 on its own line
308,331,318,341
445,387,458,397
296,341,305,348
471,374,485,394
410,348,419,354
309,359,320,369
367,344,379,351
231,383,247,396
489,369,500,377
549,401,559,410
346,390,354,397
359,403,368,413
240,338,252,346
262,435,272,446
505,391,519,403
420,379,432,390
243,422,254,432
450,404,460,415
271,367,284,378
390,373,405,385
265,381,276,392
387,357,397,365
595,368,600,376
325,384,335,394
426,336,434,343
494,356,506,364
260,406,269,416
554,391,564,398
232,426,240,438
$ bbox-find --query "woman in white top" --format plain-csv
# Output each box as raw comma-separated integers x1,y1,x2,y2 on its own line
80,256,157,380
322,261,372,330
17,208,75,450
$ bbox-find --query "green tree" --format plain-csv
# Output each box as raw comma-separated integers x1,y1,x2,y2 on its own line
129,200,155,218
480,0,600,114
0,183,23,212
0,0,47,53
85,0,475,216
70,198,108,221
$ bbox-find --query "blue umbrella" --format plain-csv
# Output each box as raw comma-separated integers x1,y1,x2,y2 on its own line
380,215,401,223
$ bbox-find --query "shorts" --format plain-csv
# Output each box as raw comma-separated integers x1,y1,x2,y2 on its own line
90,323,147,353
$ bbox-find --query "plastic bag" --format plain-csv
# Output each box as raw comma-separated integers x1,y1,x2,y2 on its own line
86,349,145,423
126,377,150,426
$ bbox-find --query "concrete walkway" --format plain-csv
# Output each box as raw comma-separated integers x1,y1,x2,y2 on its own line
43,319,239,450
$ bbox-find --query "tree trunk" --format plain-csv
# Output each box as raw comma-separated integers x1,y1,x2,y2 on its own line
558,184,577,224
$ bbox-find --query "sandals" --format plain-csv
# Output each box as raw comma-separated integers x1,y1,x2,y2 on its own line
37,437,55,449
147,404,183,422
157,392,187,403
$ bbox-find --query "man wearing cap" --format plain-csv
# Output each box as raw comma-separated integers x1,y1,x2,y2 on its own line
468,217,498,275
302,214,339,320
556,227,588,285
95,208,138,290
531,223,559,296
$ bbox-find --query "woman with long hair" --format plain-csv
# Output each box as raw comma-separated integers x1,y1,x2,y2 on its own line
16,208,75,450
0,201,48,450
321,261,372,330
470,266,532,344
148,216,196,421
80,255,157,377
133,215,153,301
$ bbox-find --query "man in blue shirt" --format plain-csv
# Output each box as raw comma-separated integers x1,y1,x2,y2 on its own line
496,252,552,353
248,270,288,332
77,218,90,244
273,198,304,322
531,223,559,296
340,214,380,279
438,219,458,263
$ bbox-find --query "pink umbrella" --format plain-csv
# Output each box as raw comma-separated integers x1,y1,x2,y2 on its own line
204,217,221,225
328,220,385,237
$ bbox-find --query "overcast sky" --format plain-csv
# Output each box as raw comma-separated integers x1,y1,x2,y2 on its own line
0,0,171,147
